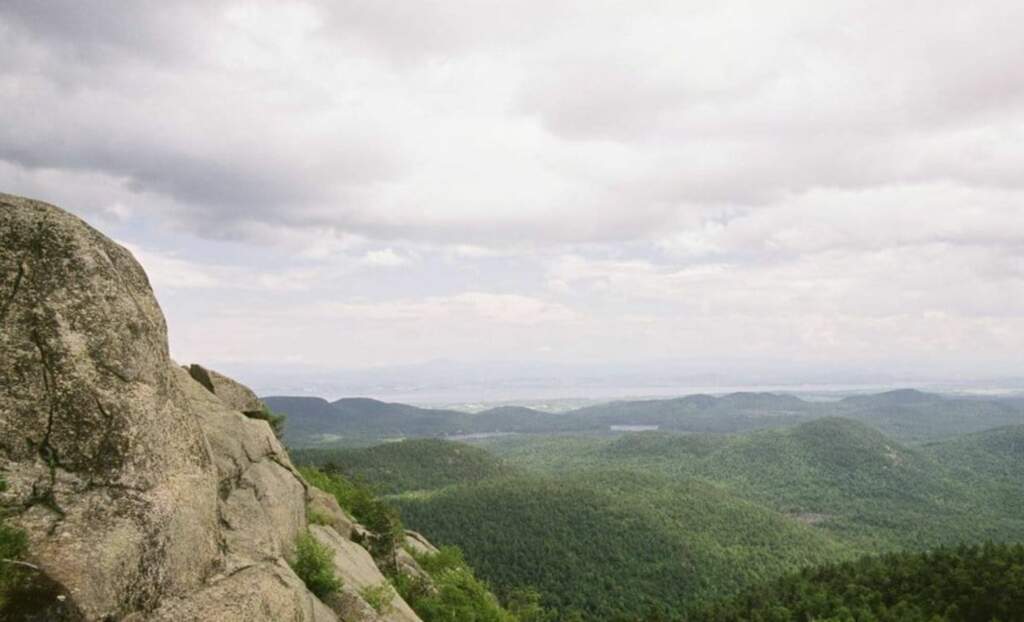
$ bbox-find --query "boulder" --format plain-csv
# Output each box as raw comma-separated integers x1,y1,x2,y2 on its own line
0,194,333,621
0,193,222,618
186,363,264,415
321,585,385,622
404,531,440,556
172,365,307,566
147,561,337,622
396,548,432,585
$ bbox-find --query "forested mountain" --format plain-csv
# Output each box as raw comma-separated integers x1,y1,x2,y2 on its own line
265,390,1024,447
294,415,1024,620
688,543,1024,621
480,418,1024,549
286,416,1024,618
393,474,848,619
293,439,510,494
834,390,1024,442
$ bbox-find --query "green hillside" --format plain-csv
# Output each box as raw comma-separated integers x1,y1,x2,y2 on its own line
394,473,849,620
688,542,1024,621
289,417,1024,620
924,425,1024,518
293,438,510,494
481,419,1024,549
687,418,987,547
834,390,1024,443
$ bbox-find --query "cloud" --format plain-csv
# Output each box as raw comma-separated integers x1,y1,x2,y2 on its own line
123,243,329,293
1,1,1018,246
2,2,1022,380
313,293,577,325
361,248,409,267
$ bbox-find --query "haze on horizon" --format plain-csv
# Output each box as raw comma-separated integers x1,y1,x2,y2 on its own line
2,1,1023,391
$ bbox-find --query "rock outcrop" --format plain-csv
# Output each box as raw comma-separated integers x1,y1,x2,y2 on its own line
0,194,429,621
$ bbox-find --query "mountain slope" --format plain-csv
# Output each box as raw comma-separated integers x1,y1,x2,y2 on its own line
394,473,848,619
293,439,510,494
688,542,1024,621
479,418,1024,549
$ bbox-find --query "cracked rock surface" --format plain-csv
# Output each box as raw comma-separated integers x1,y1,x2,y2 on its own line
0,194,338,621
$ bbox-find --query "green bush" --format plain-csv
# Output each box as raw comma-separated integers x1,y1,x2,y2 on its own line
307,506,332,526
359,582,396,614
402,546,522,622
289,531,341,598
300,467,404,572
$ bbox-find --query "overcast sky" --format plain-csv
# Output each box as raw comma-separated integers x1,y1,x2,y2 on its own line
2,1,1023,387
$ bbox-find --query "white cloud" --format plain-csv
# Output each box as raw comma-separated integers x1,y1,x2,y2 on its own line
361,248,408,268
3,2,1023,380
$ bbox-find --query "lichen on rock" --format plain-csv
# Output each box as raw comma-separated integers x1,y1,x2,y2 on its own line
0,193,431,621
0,194,320,620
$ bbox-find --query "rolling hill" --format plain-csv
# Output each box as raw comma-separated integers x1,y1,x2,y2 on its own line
483,418,1024,549
292,438,510,494
265,390,1024,447
687,542,1024,621
293,416,1024,620
393,473,849,619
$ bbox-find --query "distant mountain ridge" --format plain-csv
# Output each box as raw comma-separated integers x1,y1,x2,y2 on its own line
264,389,1024,447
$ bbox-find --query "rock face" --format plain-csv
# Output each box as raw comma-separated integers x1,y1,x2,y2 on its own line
0,193,223,618
186,363,265,415
310,526,421,622
0,194,429,621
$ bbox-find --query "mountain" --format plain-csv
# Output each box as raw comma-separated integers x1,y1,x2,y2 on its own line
393,472,848,620
320,415,1024,619
482,417,1024,549
924,424,1024,518
0,194,509,622
688,542,1024,621
293,439,510,494
267,389,1024,447
834,390,1024,442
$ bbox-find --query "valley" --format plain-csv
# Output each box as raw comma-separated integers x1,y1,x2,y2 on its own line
275,394,1024,620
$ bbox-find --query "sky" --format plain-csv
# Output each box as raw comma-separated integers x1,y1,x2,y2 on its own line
2,1,1023,394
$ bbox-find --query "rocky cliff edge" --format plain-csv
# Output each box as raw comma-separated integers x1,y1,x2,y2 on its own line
0,193,427,621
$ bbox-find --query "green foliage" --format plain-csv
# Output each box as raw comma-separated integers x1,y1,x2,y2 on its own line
307,507,332,526
395,474,848,620
300,466,404,572
359,582,396,615
289,530,341,598
297,467,519,620
297,415,1024,620
294,439,509,494
484,419,1024,551
687,542,1024,622
333,416,1024,620
246,404,287,440
505,588,555,622
400,546,519,622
